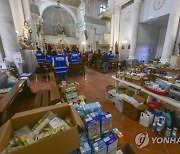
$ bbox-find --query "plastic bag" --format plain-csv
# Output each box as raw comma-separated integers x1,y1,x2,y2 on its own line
32,111,57,136
7,75,18,88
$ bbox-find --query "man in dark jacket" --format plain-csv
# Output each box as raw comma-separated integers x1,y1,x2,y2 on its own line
101,51,109,73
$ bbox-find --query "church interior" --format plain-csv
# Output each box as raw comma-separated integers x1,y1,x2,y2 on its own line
0,0,180,153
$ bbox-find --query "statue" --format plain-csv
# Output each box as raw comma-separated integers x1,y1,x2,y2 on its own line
19,21,34,50
115,41,118,53
36,23,42,37
23,21,32,41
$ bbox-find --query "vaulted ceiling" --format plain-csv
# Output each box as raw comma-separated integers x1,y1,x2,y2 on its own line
52,0,81,7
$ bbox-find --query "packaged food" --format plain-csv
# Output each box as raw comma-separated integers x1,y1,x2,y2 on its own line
100,112,112,135
85,117,101,142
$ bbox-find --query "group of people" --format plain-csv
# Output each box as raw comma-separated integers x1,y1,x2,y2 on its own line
35,47,81,82
85,50,119,73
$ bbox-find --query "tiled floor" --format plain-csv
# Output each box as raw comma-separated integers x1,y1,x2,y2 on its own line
31,68,179,154
67,68,179,154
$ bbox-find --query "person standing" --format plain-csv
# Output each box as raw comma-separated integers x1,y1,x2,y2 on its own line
88,51,93,66
96,49,102,67
101,51,109,73
35,47,45,66
109,50,115,62
71,51,81,64
53,50,69,82
46,50,53,65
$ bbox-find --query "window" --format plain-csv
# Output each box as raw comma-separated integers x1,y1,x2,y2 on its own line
100,4,106,13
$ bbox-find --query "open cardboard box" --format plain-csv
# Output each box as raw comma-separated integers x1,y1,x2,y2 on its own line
132,76,148,86
123,94,147,121
125,74,133,82
0,104,84,154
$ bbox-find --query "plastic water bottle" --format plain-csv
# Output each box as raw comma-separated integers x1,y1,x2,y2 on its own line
156,123,162,135
165,127,171,138
152,122,156,132
171,127,177,139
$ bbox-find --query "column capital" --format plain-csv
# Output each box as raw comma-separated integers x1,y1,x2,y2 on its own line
114,7,121,15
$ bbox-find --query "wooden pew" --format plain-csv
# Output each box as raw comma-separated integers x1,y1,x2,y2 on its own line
0,79,51,126
68,63,85,76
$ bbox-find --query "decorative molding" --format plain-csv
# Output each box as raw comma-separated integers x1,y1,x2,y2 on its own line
125,11,132,21
153,0,166,11
84,15,106,26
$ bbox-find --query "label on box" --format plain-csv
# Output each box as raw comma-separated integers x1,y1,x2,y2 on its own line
103,137,110,142
105,114,112,118
49,117,61,129
95,147,99,151
86,117,92,122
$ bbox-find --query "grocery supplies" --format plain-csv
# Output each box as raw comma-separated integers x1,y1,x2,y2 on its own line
100,112,112,135
139,112,150,127
85,117,101,142
144,78,172,96
79,142,91,154
91,140,107,154
102,132,118,153
83,102,101,114
112,128,124,146
79,132,88,143
2,110,73,153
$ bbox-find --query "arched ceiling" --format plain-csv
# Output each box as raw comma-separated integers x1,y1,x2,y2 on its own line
42,6,75,37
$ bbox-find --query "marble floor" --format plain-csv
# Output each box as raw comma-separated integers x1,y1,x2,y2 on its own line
68,68,179,154
31,67,179,154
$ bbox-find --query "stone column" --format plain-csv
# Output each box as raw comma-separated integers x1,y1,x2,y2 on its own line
128,0,142,60
110,14,115,47
0,0,20,62
160,0,180,63
113,7,121,48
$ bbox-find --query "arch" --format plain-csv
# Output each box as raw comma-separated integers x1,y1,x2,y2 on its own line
39,1,77,23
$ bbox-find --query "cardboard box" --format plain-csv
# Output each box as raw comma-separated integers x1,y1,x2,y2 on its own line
132,76,148,86
0,104,84,154
85,117,101,142
61,84,78,102
102,132,117,153
91,139,107,154
79,141,91,154
112,98,124,113
123,94,147,121
109,149,117,154
125,74,132,82
118,143,135,154
100,112,112,135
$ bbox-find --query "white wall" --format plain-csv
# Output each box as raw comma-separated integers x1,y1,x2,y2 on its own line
136,24,160,63
156,27,167,58
142,0,173,22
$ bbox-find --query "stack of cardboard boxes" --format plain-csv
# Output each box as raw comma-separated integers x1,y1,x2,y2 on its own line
74,102,123,154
